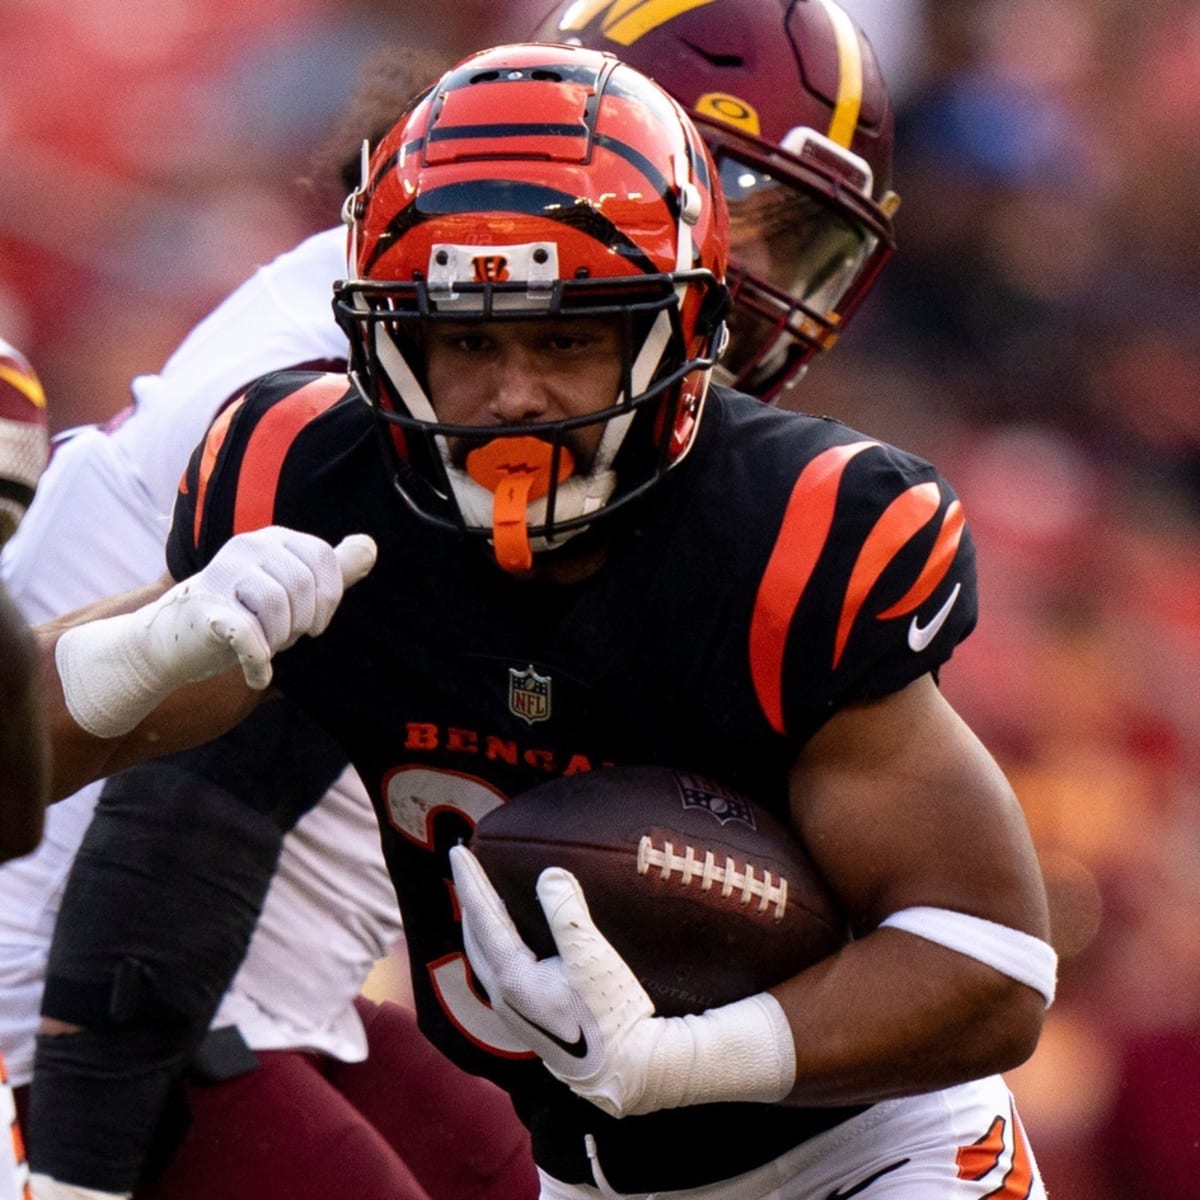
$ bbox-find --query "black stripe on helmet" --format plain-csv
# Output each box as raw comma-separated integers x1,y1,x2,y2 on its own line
427,121,592,147
363,179,662,277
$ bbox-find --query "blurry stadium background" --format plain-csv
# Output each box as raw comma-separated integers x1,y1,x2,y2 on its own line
1,2,1197,1196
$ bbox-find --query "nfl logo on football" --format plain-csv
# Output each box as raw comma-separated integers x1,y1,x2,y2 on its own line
508,664,551,726
677,772,757,828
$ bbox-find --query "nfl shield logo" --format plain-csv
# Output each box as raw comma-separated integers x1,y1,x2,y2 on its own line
676,772,757,828
508,664,551,726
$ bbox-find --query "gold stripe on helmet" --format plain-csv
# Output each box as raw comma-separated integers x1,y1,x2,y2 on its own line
813,0,863,148
556,0,720,47
0,363,46,409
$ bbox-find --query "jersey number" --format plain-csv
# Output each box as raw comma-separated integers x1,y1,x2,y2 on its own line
383,765,535,1059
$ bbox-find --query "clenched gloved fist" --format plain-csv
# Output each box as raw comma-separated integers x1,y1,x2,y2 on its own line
56,526,376,737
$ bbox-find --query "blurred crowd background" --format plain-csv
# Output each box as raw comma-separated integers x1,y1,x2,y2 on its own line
1,1,1196,1196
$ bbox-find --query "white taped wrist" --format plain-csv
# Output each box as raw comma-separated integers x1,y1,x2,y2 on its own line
881,907,1058,1005
54,572,252,739
30,1174,130,1200
53,528,376,741
56,605,186,739
645,992,796,1111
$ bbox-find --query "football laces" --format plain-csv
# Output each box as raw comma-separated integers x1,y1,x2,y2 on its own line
636,836,789,921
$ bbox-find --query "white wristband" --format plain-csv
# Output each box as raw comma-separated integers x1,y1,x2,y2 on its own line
881,906,1058,1005
55,601,202,739
644,992,796,1111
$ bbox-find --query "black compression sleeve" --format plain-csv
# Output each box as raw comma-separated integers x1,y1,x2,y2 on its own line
27,700,348,1192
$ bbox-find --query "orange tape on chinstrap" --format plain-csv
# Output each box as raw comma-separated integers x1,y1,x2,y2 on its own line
466,436,576,572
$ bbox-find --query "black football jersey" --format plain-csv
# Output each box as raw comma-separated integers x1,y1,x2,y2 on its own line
168,372,978,1190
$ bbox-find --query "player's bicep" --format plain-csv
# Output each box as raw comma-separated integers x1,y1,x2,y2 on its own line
788,674,1049,939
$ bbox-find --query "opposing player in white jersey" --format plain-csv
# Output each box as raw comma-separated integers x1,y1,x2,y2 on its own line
4,3,905,1198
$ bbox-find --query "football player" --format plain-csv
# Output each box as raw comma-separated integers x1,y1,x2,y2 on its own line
6,4,906,1198
35,40,1056,1200
0,336,49,1200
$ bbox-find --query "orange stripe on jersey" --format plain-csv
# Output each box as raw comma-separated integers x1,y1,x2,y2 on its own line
10,1119,29,1193
957,1104,1037,1199
991,1107,1036,1199
877,499,965,620
232,379,344,535
957,1113,1007,1181
2,1047,31,1200
192,397,245,549
750,440,877,735
833,481,941,668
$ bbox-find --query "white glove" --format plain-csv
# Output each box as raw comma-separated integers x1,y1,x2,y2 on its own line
449,845,797,1118
56,526,377,738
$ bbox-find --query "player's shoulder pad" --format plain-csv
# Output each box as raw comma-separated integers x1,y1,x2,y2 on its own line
747,418,977,735
174,370,354,559
210,369,355,452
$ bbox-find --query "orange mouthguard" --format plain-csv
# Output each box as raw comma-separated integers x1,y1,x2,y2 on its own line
465,437,576,572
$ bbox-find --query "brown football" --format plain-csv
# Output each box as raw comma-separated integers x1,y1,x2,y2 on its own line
468,766,848,1017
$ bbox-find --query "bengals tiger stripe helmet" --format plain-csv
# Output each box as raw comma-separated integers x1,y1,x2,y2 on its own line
333,42,729,572
533,0,899,401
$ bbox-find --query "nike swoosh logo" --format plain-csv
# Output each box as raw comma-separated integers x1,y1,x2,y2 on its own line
509,1004,589,1059
826,1157,910,1199
908,582,961,653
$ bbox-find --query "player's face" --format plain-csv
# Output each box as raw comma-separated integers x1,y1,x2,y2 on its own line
423,316,625,468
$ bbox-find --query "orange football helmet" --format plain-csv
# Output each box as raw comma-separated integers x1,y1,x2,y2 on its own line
334,42,729,570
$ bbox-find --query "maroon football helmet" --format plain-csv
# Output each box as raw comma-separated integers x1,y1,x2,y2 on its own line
532,0,899,402
0,336,48,544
